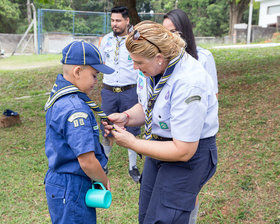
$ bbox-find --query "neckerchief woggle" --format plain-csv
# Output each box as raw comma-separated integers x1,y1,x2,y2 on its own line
44,74,108,120
145,49,185,140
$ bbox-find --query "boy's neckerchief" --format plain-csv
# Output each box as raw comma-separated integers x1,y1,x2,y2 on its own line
44,74,108,120
145,50,185,140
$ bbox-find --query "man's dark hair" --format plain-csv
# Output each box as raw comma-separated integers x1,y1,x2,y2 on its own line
111,6,129,19
164,9,198,60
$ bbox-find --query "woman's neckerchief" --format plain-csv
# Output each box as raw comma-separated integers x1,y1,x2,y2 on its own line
44,74,108,121
145,49,185,140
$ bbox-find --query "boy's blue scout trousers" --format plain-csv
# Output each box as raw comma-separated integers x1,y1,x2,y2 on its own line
139,136,217,224
45,170,96,224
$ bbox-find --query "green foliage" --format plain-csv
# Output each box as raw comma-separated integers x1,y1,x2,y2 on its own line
136,0,232,36
79,0,112,12
149,0,177,12
0,0,20,19
0,0,110,34
0,0,262,38
0,0,21,33
241,1,260,24
206,3,229,36
137,0,152,12
178,0,230,37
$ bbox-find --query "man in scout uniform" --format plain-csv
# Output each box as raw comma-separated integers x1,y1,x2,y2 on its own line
99,6,141,183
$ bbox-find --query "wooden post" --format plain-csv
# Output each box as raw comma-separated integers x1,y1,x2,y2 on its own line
11,20,34,56
31,3,38,54
11,3,37,55
27,0,32,24
277,16,280,33
247,0,253,44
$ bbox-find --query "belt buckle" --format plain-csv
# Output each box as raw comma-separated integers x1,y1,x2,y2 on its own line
113,87,122,93
152,134,158,140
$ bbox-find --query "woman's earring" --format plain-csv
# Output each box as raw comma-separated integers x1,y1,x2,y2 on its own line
159,62,162,65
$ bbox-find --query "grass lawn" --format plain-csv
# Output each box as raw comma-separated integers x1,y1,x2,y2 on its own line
0,54,60,71
0,46,279,223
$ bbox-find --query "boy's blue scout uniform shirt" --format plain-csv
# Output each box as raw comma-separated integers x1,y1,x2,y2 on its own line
45,77,107,176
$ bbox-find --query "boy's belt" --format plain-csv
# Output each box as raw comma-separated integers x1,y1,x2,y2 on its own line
103,84,136,93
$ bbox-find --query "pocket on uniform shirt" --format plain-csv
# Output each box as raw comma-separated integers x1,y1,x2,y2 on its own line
104,47,113,58
104,46,113,52
154,109,171,131
160,187,197,212
155,107,170,121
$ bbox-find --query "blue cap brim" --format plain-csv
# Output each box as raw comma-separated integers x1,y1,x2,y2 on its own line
91,64,114,74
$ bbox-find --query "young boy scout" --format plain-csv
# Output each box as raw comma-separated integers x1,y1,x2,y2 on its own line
44,40,114,224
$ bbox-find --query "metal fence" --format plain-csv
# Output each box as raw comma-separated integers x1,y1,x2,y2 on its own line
37,8,165,54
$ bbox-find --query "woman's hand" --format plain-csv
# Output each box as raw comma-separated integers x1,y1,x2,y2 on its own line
108,112,128,126
102,113,128,137
111,124,136,148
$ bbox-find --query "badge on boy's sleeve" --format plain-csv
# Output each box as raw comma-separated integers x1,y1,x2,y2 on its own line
68,112,88,127
185,95,201,104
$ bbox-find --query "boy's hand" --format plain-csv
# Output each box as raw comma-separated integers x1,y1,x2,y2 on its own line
106,179,111,191
102,119,115,136
102,118,113,125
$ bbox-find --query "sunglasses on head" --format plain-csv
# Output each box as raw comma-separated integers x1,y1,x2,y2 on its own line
169,29,183,36
128,25,161,53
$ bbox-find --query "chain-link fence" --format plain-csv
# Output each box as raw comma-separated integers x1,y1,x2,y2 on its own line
37,9,165,54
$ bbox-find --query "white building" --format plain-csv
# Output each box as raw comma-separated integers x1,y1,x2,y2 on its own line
256,0,280,27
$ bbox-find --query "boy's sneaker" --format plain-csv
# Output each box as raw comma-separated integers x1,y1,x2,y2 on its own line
129,166,140,183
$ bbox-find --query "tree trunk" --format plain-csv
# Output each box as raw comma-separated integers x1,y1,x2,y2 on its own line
113,0,141,25
229,0,250,35
27,0,32,24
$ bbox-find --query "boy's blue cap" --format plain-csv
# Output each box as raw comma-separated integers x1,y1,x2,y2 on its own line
61,40,114,74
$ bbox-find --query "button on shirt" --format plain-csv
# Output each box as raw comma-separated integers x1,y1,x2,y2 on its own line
197,46,218,94
137,53,219,142
99,32,138,86
45,94,108,176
